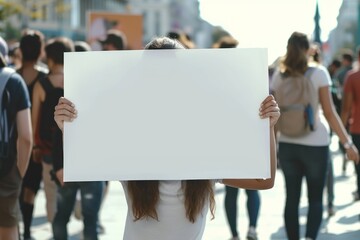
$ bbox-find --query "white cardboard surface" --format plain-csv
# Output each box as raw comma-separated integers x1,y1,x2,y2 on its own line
63,48,269,181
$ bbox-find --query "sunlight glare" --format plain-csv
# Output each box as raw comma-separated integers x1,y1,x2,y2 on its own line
199,0,343,64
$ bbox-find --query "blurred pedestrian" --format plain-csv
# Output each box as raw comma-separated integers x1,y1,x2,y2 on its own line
100,29,127,51
0,37,33,240
167,31,196,49
213,35,260,240
308,43,322,64
271,32,359,240
212,35,238,49
224,187,259,240
32,37,74,227
327,58,342,215
97,29,128,233
17,29,48,240
328,59,341,79
334,50,354,100
74,41,92,52
8,42,22,70
51,40,104,240
328,59,342,115
341,45,360,202
334,50,354,175
53,36,280,240
309,44,337,217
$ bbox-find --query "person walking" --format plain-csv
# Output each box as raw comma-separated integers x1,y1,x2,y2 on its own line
224,187,260,240
212,35,261,240
100,29,127,51
51,40,104,240
270,32,359,240
0,37,33,240
341,46,360,202
31,37,74,228
97,29,129,234
17,29,48,240
333,51,354,175
309,45,336,217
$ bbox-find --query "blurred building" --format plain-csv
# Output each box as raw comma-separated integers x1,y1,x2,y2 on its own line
7,0,128,39
4,0,214,47
129,0,213,47
326,0,359,62
5,0,126,39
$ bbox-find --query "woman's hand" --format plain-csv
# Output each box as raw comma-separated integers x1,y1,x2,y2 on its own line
346,145,359,164
259,95,280,128
54,97,77,132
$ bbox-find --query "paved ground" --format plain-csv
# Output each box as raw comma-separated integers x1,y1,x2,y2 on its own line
24,136,360,240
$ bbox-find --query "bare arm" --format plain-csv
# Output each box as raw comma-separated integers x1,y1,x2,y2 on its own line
222,95,279,190
53,97,76,185
31,81,45,162
320,86,359,162
16,108,33,177
31,81,45,139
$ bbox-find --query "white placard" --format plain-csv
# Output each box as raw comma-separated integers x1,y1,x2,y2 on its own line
64,48,269,181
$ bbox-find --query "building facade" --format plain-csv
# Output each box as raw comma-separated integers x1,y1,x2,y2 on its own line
129,0,213,47
4,0,214,48
326,0,359,62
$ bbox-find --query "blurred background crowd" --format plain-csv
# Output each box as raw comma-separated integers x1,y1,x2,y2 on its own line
0,0,360,240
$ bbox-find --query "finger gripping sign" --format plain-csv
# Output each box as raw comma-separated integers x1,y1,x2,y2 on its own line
63,48,269,181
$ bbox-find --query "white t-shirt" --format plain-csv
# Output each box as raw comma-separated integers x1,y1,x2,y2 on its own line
270,64,332,146
121,180,214,240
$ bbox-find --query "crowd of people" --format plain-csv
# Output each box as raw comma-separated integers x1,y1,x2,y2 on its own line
0,27,358,240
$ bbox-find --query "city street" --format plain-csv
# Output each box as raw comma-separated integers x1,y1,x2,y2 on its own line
0,1,357,239
26,136,360,240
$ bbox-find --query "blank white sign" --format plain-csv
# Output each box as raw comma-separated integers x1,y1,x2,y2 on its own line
63,48,269,181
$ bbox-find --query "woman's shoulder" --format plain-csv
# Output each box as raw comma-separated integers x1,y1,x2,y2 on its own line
308,64,331,86
308,63,328,74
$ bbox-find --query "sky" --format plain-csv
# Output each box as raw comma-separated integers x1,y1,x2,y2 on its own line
199,0,343,64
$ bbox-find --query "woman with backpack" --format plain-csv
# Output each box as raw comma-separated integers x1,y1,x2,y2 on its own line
270,32,359,240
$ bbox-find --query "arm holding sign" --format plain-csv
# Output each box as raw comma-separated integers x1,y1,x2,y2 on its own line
54,95,280,190
222,95,279,189
55,37,278,239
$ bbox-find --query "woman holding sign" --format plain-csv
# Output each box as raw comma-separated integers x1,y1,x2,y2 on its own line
53,37,280,240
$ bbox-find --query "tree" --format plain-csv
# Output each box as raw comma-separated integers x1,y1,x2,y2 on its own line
0,1,22,39
0,1,21,21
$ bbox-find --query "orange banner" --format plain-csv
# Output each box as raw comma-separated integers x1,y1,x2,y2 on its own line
87,11,143,50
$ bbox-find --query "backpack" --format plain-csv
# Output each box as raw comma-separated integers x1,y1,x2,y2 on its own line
0,67,15,177
275,67,317,137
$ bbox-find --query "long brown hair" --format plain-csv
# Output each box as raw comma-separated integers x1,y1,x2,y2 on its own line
127,37,215,223
281,32,310,76
127,180,215,223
